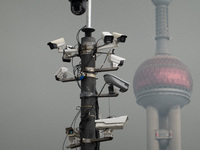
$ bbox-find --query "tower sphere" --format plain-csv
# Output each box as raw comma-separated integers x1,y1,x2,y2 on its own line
133,54,193,109
152,0,171,6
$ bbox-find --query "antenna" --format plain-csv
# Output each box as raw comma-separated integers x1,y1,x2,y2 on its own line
152,0,171,54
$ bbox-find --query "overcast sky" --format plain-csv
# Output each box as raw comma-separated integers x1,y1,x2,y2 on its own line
0,0,200,150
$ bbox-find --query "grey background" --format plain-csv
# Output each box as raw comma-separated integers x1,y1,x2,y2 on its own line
0,0,200,150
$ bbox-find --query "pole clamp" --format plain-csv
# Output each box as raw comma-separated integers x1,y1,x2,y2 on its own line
85,73,96,78
82,138,94,143
85,67,95,72
80,92,96,98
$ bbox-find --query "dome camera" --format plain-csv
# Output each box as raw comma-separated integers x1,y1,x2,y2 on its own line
69,0,87,15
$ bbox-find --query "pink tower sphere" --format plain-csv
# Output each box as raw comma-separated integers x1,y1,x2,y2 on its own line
133,54,193,109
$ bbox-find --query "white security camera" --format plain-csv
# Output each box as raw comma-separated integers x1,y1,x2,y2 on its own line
104,74,129,93
102,32,114,43
63,45,78,54
95,116,128,130
55,67,68,81
112,32,127,43
47,38,65,50
108,54,126,67
62,45,78,62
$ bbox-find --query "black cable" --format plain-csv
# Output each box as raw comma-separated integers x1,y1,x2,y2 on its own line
76,25,86,45
95,90,100,150
62,135,68,150
62,107,81,150
78,84,107,150
73,111,81,130
70,107,81,127
79,83,107,123
98,83,107,97
76,25,86,56
99,49,112,69
96,38,103,45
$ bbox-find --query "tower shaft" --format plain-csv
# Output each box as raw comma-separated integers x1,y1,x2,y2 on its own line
159,114,169,150
169,105,181,150
153,1,171,54
147,106,159,150
146,105,181,150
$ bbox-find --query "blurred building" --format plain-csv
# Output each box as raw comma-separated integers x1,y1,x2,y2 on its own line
133,1,193,150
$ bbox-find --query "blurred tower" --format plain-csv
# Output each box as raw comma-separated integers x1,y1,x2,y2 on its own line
133,1,193,150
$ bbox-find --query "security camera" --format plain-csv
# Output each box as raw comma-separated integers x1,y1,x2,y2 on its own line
63,45,78,54
62,45,78,62
47,38,65,50
104,74,129,92
55,67,68,81
62,53,72,62
102,32,114,43
112,32,127,43
69,0,87,15
95,116,128,130
108,54,125,67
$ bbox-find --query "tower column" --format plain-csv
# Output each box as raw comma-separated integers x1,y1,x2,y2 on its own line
159,114,169,150
169,105,181,150
146,106,159,150
159,113,168,129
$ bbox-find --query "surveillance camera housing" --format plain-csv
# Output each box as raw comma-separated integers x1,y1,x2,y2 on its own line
112,32,127,43
63,45,78,54
55,67,68,81
62,53,71,62
69,0,87,15
104,74,129,92
108,54,125,67
102,32,114,44
47,38,65,50
95,116,128,130
62,45,75,62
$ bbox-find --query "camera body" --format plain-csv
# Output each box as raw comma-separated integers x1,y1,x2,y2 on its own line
112,32,127,43
69,0,87,15
47,38,65,50
62,45,78,62
95,116,128,130
102,32,114,43
55,67,69,81
104,74,129,92
108,54,125,67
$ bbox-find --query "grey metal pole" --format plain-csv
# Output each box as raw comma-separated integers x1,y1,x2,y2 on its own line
79,29,96,150
86,0,92,28
79,1,97,150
